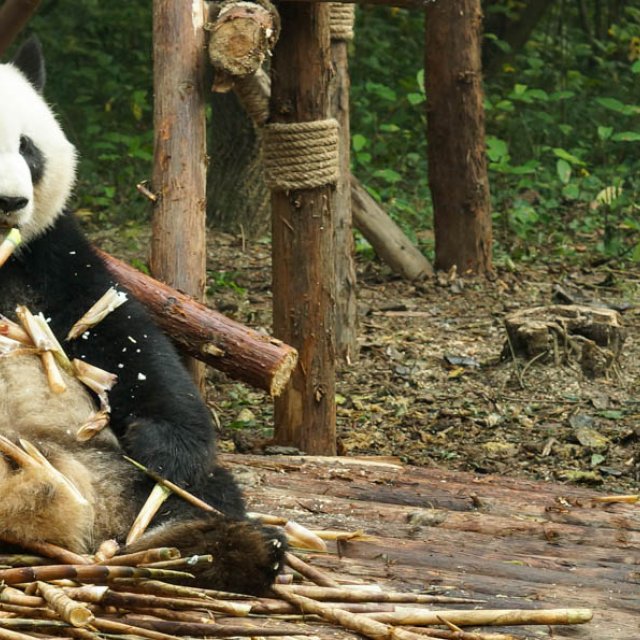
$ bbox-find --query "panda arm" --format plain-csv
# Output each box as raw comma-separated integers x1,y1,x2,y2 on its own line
27,214,217,488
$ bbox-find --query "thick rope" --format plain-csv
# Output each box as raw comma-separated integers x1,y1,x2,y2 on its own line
263,119,339,191
329,3,356,41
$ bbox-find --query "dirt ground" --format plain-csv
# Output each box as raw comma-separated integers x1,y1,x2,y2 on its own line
96,228,640,495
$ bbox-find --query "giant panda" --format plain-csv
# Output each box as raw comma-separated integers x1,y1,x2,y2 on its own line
0,37,284,595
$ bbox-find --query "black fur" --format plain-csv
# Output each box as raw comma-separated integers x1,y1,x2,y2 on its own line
11,36,45,92
19,135,45,185
4,214,219,489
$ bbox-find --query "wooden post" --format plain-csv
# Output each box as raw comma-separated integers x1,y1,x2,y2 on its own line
0,0,42,56
268,2,337,454
151,0,208,388
329,3,358,364
425,0,493,275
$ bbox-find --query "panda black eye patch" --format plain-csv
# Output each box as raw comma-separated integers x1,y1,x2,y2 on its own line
19,135,45,185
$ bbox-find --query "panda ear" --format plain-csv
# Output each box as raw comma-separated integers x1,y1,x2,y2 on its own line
12,35,46,93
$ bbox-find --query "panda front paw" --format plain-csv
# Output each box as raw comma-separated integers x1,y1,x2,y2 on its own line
126,516,287,594
122,418,213,488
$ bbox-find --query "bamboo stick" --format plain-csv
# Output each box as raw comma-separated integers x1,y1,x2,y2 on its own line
281,585,483,605
0,565,194,585
284,553,339,588
272,586,424,640
365,608,593,627
123,457,223,516
35,583,93,628
99,548,180,567
404,627,517,640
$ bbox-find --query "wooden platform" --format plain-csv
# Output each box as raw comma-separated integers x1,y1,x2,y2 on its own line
224,454,640,640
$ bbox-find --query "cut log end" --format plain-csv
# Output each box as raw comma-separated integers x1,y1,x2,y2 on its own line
270,349,298,397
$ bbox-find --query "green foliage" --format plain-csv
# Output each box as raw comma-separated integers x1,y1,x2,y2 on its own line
484,3,640,263
350,8,430,250
27,0,153,223
17,1,640,265
350,3,640,265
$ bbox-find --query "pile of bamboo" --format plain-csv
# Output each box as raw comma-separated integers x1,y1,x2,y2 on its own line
0,522,593,640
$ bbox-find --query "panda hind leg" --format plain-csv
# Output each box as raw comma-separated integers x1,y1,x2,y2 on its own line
0,436,94,553
126,515,286,595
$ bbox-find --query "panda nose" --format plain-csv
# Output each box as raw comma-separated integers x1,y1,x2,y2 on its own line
0,196,28,214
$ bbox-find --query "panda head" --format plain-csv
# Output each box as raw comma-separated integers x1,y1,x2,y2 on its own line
0,37,77,242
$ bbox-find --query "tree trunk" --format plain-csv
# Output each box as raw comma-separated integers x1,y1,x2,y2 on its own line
151,0,208,387
329,4,358,364
425,0,492,275
269,2,337,454
0,0,41,56
483,0,555,75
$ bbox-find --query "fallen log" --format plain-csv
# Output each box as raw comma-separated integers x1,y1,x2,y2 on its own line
95,249,298,396
351,177,433,281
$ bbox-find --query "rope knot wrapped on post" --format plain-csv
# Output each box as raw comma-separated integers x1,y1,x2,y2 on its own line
263,118,340,191
329,4,356,41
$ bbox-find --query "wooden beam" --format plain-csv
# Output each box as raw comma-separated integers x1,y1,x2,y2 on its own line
96,249,298,396
269,2,337,454
151,0,208,387
0,0,42,56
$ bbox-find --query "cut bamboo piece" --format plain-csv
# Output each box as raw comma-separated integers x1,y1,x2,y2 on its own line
36,582,93,627
0,228,21,268
284,521,328,552
18,439,89,507
15,306,66,393
126,483,172,545
75,410,110,442
284,553,339,588
66,287,128,341
124,456,223,516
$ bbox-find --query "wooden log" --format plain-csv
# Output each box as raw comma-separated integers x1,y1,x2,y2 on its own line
330,4,359,363
96,249,298,396
206,0,280,92
351,177,433,280
232,69,432,285
0,0,42,56
269,2,337,454
151,0,208,389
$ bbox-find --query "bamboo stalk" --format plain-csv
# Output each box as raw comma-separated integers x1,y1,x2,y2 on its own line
0,540,89,568
0,565,194,586
99,548,180,567
365,608,593,627
404,627,517,640
36,582,93,628
284,553,339,588
281,585,483,605
126,484,172,545
283,522,327,552
123,457,223,516
272,586,424,640
66,287,128,341
0,627,42,640
0,587,44,608
0,228,22,268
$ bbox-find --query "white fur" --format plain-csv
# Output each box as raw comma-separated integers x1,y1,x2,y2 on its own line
0,63,77,241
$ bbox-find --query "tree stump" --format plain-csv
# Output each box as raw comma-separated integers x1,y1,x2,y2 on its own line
503,304,626,377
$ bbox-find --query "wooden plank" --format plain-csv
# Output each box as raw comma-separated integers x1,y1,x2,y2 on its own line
225,454,640,639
